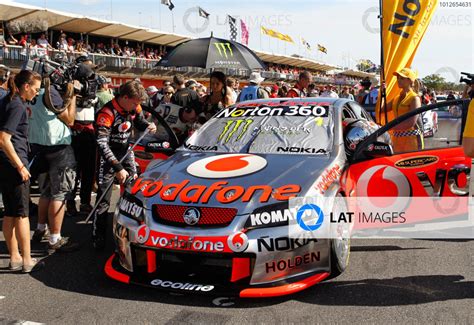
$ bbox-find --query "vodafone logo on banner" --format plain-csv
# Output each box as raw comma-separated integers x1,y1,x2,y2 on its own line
186,154,267,179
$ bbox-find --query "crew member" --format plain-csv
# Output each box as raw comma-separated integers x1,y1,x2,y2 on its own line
287,71,312,98
93,81,156,250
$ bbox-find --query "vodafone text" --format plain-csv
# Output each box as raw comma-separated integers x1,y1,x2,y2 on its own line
131,178,301,204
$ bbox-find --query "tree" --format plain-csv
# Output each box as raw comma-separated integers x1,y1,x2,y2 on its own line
422,74,446,91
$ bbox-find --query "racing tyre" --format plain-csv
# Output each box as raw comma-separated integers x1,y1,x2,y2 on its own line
329,193,351,279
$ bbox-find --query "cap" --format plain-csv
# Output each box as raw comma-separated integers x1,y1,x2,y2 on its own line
185,79,198,88
249,72,264,84
394,68,418,82
146,86,159,95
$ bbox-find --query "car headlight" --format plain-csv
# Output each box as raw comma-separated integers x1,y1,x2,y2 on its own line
117,191,145,223
245,202,290,230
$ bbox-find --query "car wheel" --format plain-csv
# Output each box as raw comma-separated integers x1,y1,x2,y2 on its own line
329,193,351,279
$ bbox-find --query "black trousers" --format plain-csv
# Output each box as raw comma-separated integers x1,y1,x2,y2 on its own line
71,131,96,206
92,155,134,239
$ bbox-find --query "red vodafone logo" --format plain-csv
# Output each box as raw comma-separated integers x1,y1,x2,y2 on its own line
118,121,131,133
187,154,267,178
227,231,249,252
356,165,411,197
356,165,411,212
136,224,150,244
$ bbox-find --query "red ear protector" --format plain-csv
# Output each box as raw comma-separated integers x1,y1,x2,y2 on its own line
0,65,10,83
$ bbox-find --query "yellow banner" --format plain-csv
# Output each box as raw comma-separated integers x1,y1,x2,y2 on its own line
261,26,294,43
376,0,438,124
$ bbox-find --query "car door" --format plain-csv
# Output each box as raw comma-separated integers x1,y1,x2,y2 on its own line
342,99,471,229
344,99,471,199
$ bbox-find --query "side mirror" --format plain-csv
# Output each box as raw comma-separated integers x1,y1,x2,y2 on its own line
362,141,393,158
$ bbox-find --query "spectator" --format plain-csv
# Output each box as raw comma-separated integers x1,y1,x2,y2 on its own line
357,78,372,104
0,70,44,273
447,91,456,101
369,85,379,104
161,86,174,104
145,85,168,109
196,84,207,98
160,80,172,94
93,81,156,250
287,71,312,98
321,84,339,98
307,83,319,97
0,65,10,101
278,84,289,97
96,76,115,109
226,77,238,102
185,79,199,92
57,34,68,51
339,86,354,100
202,71,234,120
6,32,18,45
270,85,279,98
171,74,201,112
37,33,53,50
237,72,268,102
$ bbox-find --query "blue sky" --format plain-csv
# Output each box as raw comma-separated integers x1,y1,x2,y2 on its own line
10,0,473,82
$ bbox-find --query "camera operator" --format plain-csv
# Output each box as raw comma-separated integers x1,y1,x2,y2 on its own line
66,62,101,216
28,71,80,252
92,80,156,250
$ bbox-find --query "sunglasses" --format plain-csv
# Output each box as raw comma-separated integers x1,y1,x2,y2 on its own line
165,92,173,95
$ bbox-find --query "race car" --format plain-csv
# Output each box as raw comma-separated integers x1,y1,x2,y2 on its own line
106,98,471,297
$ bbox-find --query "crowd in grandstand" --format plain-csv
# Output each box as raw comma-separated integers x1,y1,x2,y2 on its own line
2,31,368,82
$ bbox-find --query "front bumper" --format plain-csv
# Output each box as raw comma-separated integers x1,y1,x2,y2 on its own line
105,253,329,298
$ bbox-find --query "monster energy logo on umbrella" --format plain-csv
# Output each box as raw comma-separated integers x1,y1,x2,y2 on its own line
213,43,234,58
218,119,253,143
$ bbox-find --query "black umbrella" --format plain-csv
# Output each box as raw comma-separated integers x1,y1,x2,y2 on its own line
157,36,265,70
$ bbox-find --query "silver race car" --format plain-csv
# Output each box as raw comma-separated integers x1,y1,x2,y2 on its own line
105,98,397,297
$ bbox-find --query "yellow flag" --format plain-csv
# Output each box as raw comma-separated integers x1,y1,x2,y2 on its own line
376,0,438,124
260,26,294,43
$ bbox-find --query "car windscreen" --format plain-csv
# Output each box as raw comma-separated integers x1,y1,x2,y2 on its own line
182,103,334,155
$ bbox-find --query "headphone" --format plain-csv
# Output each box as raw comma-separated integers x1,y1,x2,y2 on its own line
0,65,10,83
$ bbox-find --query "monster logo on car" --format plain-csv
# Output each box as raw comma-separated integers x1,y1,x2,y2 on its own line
218,119,253,143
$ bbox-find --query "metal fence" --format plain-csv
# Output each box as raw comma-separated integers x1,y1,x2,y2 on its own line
0,44,357,85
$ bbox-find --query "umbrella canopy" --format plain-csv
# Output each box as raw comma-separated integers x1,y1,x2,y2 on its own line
157,36,265,70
